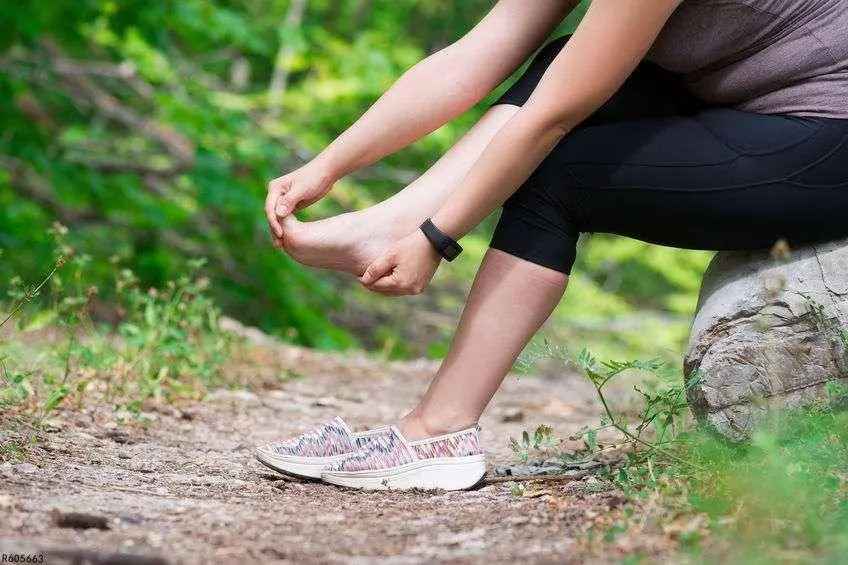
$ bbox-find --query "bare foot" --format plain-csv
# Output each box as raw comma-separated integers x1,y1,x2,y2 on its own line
278,211,403,276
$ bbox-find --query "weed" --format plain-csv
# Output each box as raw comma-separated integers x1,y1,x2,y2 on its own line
511,345,700,476
511,342,848,562
0,440,25,462
2,228,233,427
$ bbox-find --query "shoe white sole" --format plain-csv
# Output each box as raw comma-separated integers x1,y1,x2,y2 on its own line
255,447,348,479
321,455,486,491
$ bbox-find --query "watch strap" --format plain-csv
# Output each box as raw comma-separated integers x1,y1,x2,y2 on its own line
420,218,463,262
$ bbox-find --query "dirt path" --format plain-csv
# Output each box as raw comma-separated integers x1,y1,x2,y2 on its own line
1,342,668,564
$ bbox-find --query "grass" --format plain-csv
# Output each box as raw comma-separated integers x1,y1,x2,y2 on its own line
511,345,848,564
1,227,236,435
683,408,848,563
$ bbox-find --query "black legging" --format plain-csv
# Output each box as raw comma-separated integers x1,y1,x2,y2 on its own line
489,36,848,274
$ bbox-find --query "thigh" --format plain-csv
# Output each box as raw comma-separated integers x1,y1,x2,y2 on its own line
513,109,848,251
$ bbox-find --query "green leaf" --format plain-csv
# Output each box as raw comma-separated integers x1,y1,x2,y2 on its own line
42,385,69,412
21,309,57,332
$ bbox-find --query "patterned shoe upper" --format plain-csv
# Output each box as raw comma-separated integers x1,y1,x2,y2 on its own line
326,425,483,472
267,417,387,458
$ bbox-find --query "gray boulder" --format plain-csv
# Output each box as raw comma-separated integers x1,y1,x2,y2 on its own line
684,238,848,441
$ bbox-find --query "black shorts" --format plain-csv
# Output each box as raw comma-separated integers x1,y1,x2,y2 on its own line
489,36,848,274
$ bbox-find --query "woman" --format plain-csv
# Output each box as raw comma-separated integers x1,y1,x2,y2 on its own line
256,0,848,490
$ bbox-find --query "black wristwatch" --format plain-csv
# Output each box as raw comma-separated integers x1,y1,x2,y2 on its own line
420,218,463,262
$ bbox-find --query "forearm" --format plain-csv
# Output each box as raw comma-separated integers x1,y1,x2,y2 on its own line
307,0,577,182
311,47,494,180
430,109,569,239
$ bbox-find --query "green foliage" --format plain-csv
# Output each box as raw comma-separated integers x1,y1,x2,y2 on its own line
683,409,848,563
1,234,235,424
509,424,558,465
0,1,711,359
512,344,848,562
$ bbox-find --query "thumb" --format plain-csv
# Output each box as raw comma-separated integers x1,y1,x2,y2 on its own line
360,253,396,285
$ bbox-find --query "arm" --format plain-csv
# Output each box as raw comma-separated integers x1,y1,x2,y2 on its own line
361,0,684,294
267,0,577,233
429,0,684,239
311,0,579,180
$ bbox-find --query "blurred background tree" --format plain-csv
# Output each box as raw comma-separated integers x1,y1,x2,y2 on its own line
0,0,711,360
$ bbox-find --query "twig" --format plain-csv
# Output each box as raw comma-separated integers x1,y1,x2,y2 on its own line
484,472,585,485
0,258,65,330
266,0,309,121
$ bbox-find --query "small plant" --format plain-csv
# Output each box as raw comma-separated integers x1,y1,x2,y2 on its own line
1,255,65,331
2,226,234,427
511,339,848,563
78,258,232,417
1,248,67,419
574,349,698,464
511,345,700,476
509,424,559,464
798,291,848,367
826,379,848,411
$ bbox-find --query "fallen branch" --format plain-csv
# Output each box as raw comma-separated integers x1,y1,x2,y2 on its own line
484,472,585,485
41,39,195,173
0,156,101,225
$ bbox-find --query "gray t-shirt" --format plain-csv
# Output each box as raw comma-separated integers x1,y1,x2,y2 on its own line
647,0,847,118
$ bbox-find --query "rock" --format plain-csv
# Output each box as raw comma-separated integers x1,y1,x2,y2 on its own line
52,509,111,530
500,407,525,423
12,463,39,474
219,316,276,346
685,238,848,441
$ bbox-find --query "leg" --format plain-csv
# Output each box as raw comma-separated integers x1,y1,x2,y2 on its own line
395,58,848,442
396,113,848,442
400,249,568,439
280,104,519,275
491,109,848,266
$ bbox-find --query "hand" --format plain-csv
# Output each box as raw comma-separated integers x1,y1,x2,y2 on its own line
359,229,442,296
265,163,334,246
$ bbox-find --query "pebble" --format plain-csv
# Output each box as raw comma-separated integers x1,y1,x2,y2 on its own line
12,463,39,474
501,407,525,423
209,389,257,402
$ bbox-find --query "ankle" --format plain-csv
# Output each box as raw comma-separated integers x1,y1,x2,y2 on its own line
398,411,478,441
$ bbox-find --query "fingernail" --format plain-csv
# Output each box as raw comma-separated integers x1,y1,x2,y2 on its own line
276,205,288,217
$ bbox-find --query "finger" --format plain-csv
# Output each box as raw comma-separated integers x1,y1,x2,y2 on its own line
265,181,284,238
274,186,303,219
360,254,395,285
367,276,409,296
